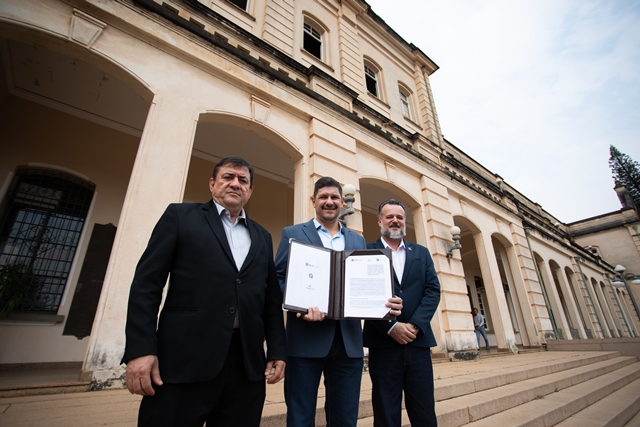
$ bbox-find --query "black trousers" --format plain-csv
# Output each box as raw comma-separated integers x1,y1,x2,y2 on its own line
138,333,266,427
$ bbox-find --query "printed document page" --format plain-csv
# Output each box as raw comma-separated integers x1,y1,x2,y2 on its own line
283,241,332,313
343,254,392,318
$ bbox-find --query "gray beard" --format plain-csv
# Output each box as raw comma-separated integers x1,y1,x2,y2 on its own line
381,225,405,240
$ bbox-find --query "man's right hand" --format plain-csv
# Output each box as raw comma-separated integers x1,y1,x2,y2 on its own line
126,355,163,396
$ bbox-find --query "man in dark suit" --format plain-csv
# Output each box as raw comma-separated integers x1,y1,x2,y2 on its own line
122,156,287,427
364,199,441,427
275,177,402,427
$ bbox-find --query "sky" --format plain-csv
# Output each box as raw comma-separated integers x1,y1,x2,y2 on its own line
365,0,640,223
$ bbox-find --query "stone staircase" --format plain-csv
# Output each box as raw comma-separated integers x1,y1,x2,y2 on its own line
2,351,639,426
352,351,640,427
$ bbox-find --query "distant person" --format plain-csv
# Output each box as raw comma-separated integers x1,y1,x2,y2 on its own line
473,307,490,350
275,177,402,427
122,156,287,427
364,199,441,427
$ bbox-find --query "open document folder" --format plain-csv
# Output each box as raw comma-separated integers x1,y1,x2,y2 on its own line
282,239,395,320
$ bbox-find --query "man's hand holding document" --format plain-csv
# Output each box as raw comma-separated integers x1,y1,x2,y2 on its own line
283,239,395,320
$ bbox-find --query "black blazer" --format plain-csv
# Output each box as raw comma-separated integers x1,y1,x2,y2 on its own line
122,201,287,383
363,238,440,349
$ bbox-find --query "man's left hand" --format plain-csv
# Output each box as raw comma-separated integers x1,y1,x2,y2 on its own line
389,322,417,345
386,296,403,317
265,359,286,384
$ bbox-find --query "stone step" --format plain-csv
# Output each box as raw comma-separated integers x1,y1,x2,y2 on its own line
356,355,639,427
554,377,640,427
461,361,640,427
2,351,635,427
623,407,640,427
434,350,624,402
264,350,628,426
0,367,90,398
0,382,91,398
436,357,639,426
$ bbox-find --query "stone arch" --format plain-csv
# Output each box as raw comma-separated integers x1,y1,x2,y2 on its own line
358,177,421,241
0,18,154,366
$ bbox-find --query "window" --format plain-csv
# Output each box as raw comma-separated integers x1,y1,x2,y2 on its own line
364,65,379,98
0,168,94,313
303,22,323,60
399,89,412,119
227,0,248,11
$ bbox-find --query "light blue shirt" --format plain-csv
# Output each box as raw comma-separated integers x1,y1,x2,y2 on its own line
313,218,345,250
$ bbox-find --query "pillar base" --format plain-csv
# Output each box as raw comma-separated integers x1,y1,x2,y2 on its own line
448,350,480,362
84,368,126,391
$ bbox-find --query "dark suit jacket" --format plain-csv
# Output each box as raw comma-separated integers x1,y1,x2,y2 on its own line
122,201,287,383
274,219,366,358
363,238,440,349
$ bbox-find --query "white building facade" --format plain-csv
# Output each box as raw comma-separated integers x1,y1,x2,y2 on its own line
0,0,637,388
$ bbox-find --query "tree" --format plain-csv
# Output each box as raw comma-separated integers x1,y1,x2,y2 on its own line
609,145,640,209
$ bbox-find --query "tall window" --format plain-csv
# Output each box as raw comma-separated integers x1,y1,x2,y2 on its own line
364,65,379,98
303,22,323,60
399,89,412,119
227,0,248,11
0,168,94,313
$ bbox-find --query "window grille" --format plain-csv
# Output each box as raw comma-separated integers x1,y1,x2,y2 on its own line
0,168,95,313
303,22,322,60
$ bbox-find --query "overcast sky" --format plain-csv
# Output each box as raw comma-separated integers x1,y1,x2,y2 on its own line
365,0,640,223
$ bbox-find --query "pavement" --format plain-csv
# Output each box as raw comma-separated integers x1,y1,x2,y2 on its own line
2,348,584,427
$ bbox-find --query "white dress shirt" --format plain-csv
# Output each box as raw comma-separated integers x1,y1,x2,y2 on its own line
214,200,250,328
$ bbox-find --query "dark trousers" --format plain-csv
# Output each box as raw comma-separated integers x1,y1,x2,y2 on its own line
368,345,437,427
284,328,364,427
138,334,265,427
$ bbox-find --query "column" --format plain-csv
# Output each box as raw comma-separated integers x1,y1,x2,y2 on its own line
83,95,199,387
538,261,571,340
474,232,517,353
501,246,535,347
554,266,587,339
589,280,613,338
602,282,625,337
619,290,640,336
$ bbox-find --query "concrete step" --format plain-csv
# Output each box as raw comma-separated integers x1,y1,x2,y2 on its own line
356,355,639,427
555,377,640,427
0,368,90,398
461,361,640,427
272,351,625,427
2,351,635,427
623,408,640,427
434,350,623,402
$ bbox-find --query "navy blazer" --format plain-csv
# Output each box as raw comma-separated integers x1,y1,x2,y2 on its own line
122,201,287,383
275,219,366,358
363,238,441,349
